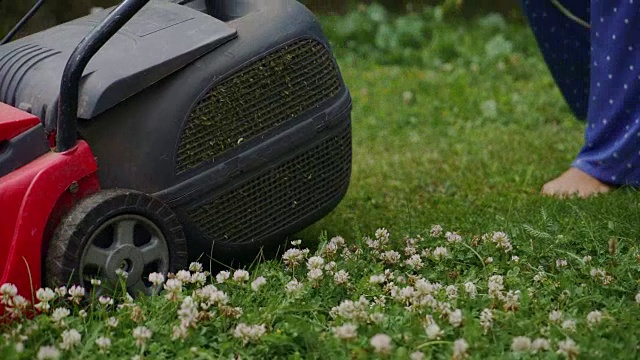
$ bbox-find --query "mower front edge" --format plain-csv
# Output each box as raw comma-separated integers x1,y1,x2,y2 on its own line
0,140,99,309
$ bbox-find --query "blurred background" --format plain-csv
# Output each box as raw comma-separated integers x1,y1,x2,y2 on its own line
1,0,524,40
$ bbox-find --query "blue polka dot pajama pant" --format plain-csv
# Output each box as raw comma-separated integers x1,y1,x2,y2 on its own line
521,0,640,186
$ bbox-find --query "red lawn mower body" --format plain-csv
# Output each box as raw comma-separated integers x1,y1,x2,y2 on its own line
0,102,100,307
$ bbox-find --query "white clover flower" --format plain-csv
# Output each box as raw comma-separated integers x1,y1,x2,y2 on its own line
90,278,102,286
561,319,577,332
176,270,192,283
503,290,520,311
282,248,308,268
1,283,18,303
380,250,401,264
36,288,55,303
95,336,111,352
395,286,415,304
511,336,531,352
332,323,358,340
479,308,493,333
330,296,370,323
432,246,448,260
132,326,152,347
54,286,67,297
291,239,302,246
485,257,494,264
164,278,183,301
251,276,267,291
415,278,439,296
307,256,325,270
452,338,469,360
67,285,85,304
307,268,323,282
148,272,165,287
172,324,189,341
404,245,417,256
189,262,203,273
36,345,60,360
178,296,199,329
375,228,390,243
370,333,392,354
446,285,458,300
369,274,386,284
98,296,113,306
430,225,443,237
324,261,337,273
191,272,207,285
488,275,504,300
410,351,425,360
233,323,266,345
323,242,339,256
405,254,424,270
586,310,603,326
582,255,592,263
15,342,24,353
511,255,520,262
635,292,640,304
285,279,303,294
425,323,443,340
195,285,228,308
464,282,477,299
590,267,606,279
365,237,380,250
549,310,563,323
556,337,579,358
446,231,463,243
531,338,551,353
10,294,29,311
556,259,568,268
330,236,345,247
216,271,230,283
51,307,70,325
383,269,395,281
373,296,386,307
106,317,119,328
491,231,512,252
333,270,350,285
449,309,463,327
59,329,82,350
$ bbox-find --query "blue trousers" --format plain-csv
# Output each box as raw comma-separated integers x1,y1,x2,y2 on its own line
521,0,640,186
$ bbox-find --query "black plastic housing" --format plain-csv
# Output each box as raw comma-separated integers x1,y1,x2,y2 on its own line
0,1,237,130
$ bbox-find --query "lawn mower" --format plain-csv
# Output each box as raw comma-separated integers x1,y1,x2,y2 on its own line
0,0,352,302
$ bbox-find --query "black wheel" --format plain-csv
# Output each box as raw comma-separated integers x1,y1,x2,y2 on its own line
45,189,188,297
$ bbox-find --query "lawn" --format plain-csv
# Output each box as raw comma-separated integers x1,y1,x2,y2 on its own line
2,6,640,360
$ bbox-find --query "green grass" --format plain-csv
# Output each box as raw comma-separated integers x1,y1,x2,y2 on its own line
2,13,640,360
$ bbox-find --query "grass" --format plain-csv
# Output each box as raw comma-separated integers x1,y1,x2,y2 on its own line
2,12,640,360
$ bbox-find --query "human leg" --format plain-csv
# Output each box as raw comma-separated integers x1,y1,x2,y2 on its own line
571,1,640,189
521,0,624,198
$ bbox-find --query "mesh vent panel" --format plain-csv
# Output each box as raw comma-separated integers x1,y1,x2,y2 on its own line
188,123,351,244
176,39,342,174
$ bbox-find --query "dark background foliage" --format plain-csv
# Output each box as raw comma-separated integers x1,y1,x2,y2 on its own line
1,0,523,39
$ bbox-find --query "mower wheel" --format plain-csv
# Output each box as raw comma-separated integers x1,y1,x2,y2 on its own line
45,189,188,297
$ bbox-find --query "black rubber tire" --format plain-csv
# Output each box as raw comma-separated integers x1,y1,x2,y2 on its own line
45,189,188,294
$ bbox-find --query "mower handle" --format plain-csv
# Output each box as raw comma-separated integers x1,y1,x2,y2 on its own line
56,0,151,153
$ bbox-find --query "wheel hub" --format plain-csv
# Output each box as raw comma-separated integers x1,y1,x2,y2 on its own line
79,214,170,296
106,244,144,285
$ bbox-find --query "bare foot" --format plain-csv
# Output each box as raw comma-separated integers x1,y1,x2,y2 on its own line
541,167,612,199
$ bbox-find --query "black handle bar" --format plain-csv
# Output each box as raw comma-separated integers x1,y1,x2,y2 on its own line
56,0,150,152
